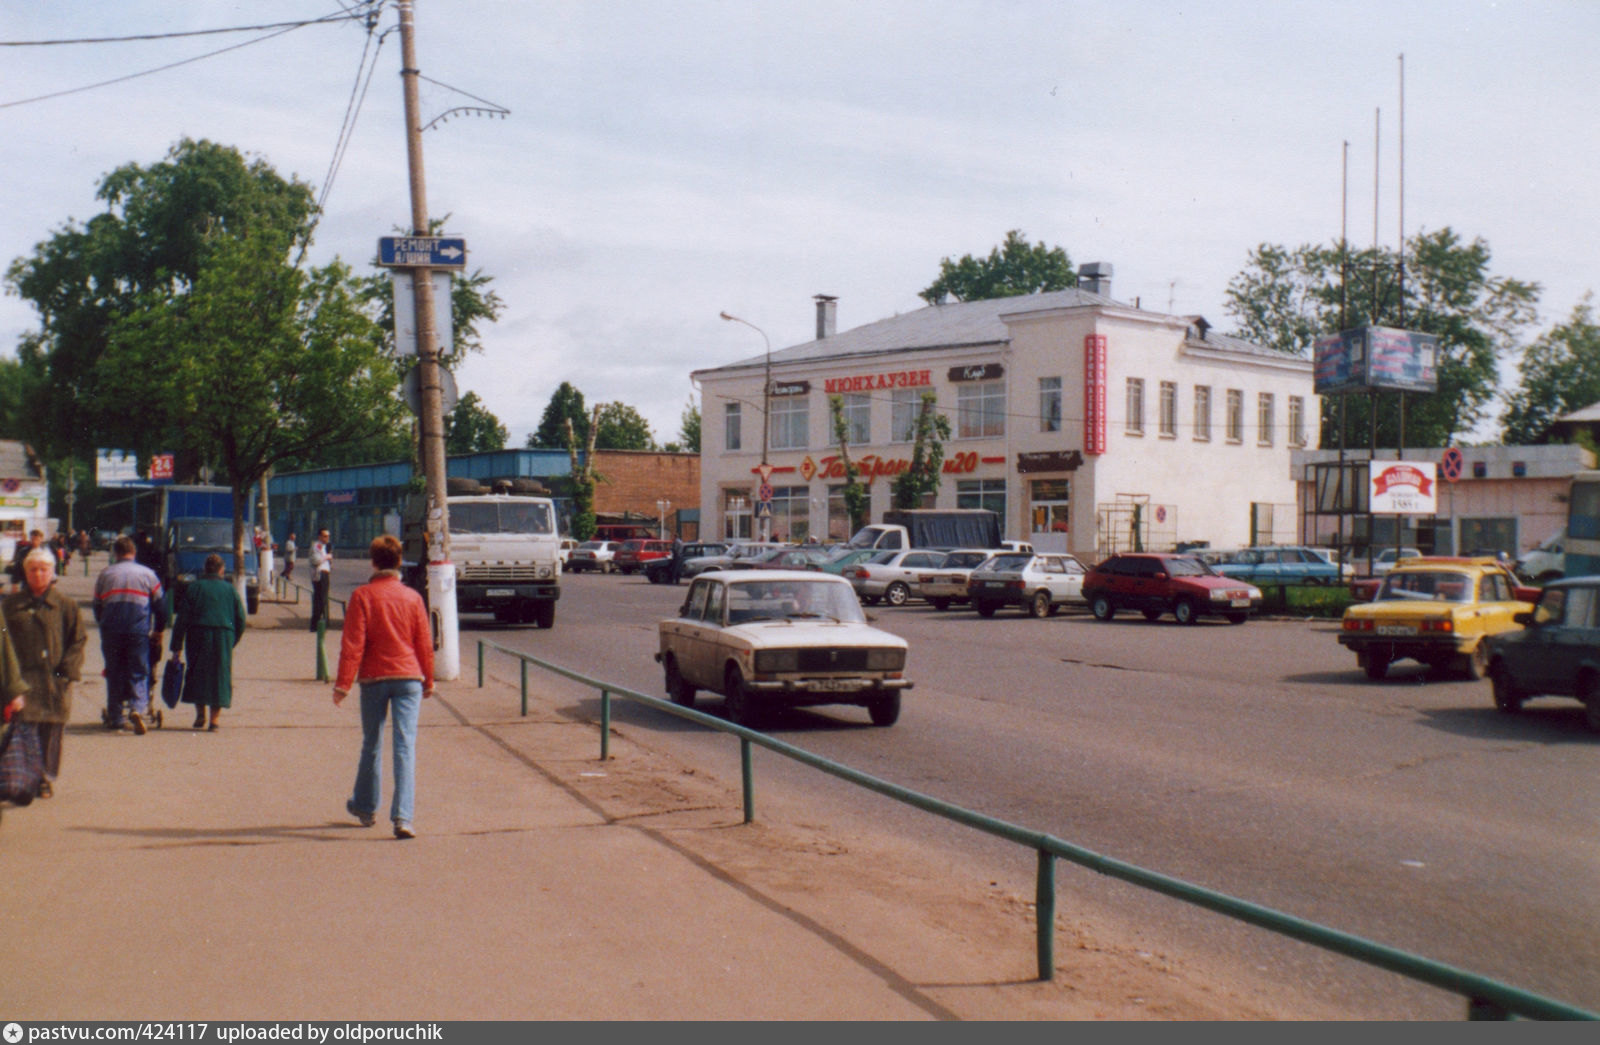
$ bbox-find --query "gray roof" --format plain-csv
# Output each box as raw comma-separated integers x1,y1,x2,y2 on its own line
697,288,1287,377
1557,400,1600,424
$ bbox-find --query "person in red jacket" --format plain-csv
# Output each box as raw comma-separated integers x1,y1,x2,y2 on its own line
332,534,435,840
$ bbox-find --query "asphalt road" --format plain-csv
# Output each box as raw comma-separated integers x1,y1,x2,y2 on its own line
331,562,1600,1018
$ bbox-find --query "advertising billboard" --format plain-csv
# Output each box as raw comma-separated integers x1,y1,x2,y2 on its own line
1370,460,1437,515
1314,326,1439,395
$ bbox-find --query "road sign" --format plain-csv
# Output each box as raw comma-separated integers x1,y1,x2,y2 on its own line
391,271,454,357
757,462,774,481
1441,446,1464,483
758,483,774,502
756,501,772,519
402,365,459,416
377,236,467,269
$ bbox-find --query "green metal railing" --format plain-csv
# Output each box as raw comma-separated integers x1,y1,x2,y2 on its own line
275,574,344,681
475,637,1594,1021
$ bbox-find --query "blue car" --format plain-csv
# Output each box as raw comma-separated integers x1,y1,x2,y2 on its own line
1212,546,1343,586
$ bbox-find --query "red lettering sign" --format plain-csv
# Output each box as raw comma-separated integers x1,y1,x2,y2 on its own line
1084,334,1107,455
823,369,932,395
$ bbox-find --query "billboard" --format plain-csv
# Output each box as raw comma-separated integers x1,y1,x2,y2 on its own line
1314,326,1439,395
1370,460,1437,515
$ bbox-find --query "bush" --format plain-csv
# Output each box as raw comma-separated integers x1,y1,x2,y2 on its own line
1256,582,1353,618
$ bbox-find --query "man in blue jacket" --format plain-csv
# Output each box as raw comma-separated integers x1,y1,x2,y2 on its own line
93,535,169,734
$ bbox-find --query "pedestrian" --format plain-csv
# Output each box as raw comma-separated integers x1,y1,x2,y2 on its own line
332,535,435,840
2,548,86,796
669,535,685,584
169,553,246,731
93,535,169,734
9,530,44,594
309,528,332,633
282,532,297,582
76,530,90,561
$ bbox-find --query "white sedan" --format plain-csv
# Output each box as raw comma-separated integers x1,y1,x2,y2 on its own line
967,552,1089,618
655,570,913,727
841,548,950,606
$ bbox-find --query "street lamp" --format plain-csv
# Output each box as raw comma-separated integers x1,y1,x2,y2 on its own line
656,498,671,540
719,311,773,540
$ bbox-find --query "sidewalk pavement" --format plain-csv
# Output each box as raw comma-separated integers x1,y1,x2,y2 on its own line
0,557,1258,1021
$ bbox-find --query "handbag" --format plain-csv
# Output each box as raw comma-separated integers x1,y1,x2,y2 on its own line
0,718,44,805
161,658,185,709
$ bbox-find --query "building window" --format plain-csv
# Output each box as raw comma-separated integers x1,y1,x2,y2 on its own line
890,388,921,444
840,393,871,445
827,484,869,540
1257,392,1274,446
769,485,811,542
724,401,741,452
1194,386,1211,441
770,395,809,451
723,488,752,540
957,478,1006,534
957,380,1005,439
1226,389,1243,443
1159,381,1177,438
1125,378,1144,436
1289,396,1306,447
1039,376,1062,433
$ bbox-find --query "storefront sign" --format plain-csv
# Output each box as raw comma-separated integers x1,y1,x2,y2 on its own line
1370,460,1436,514
948,362,1004,383
770,379,810,397
325,490,358,506
802,451,983,483
1017,450,1084,473
822,369,932,394
1084,335,1107,455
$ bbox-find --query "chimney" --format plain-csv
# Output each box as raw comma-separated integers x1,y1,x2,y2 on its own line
1077,262,1113,298
814,294,838,339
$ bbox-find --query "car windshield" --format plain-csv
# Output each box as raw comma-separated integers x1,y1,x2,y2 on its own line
725,579,866,624
1165,557,1214,576
174,521,235,550
985,554,1032,572
450,501,555,535
944,552,990,569
1377,571,1474,603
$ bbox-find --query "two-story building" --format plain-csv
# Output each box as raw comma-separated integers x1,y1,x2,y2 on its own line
694,264,1318,561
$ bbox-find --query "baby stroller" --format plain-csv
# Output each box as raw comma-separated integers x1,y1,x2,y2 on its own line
97,635,167,730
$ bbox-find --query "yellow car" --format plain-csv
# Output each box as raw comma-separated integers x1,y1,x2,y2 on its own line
1338,559,1533,680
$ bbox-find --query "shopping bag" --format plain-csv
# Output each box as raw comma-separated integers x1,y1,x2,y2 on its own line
161,658,185,709
0,719,44,805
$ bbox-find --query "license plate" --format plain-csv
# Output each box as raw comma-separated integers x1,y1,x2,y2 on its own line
1230,598,1250,608
1376,624,1415,636
810,678,860,692
487,588,515,597
983,581,1006,589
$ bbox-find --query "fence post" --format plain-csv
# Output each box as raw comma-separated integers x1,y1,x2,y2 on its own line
1036,849,1056,980
477,641,484,687
740,737,754,824
519,659,527,717
315,619,329,682
600,688,610,761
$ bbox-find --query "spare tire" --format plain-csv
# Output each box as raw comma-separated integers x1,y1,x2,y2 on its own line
446,476,486,495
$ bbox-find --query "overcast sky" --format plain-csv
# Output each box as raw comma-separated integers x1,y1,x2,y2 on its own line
4,1,1597,449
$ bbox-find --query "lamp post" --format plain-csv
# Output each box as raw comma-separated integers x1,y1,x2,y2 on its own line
719,311,773,540
656,498,671,540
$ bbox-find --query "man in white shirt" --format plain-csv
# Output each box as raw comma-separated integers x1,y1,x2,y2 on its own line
309,528,333,633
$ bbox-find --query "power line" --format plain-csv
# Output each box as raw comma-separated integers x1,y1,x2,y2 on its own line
0,12,369,47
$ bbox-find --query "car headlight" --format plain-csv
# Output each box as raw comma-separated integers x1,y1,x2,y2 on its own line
538,565,552,579
754,650,799,673
866,648,906,671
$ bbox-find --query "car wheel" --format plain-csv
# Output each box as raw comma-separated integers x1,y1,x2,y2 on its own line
1360,651,1389,680
724,665,758,728
534,600,555,629
1090,595,1115,621
866,690,901,727
1173,598,1199,626
1582,675,1600,734
664,654,696,708
1029,590,1051,618
885,581,911,607
1141,608,1162,621
1490,661,1524,714
1460,641,1489,681
974,600,997,618
929,597,951,611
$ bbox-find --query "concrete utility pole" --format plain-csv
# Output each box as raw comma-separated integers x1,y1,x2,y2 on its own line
397,0,460,679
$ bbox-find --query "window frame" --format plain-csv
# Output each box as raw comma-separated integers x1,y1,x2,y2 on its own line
769,394,810,451
1125,378,1145,437
1158,380,1177,438
1194,386,1211,442
1226,389,1243,443
1039,376,1062,433
956,380,1006,440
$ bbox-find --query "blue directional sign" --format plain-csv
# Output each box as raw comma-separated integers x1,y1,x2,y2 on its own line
377,236,467,269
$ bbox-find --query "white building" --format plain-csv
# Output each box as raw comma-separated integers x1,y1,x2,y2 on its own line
695,265,1318,561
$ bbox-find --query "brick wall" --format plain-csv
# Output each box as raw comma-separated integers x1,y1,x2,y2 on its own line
593,450,700,520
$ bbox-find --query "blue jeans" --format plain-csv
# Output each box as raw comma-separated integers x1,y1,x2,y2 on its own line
350,679,421,825
102,630,152,721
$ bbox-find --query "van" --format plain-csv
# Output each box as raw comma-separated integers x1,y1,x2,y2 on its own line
1515,528,1565,583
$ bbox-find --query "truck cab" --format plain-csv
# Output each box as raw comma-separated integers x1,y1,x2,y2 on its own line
403,489,562,628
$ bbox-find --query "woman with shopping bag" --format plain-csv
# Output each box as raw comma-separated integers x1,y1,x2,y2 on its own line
169,554,246,731
1,548,84,798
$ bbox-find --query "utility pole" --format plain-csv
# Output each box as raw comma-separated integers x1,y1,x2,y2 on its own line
397,0,459,679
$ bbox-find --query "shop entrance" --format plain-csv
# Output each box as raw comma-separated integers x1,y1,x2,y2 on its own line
1029,479,1070,553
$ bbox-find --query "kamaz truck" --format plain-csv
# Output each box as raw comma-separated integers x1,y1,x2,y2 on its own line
159,484,259,614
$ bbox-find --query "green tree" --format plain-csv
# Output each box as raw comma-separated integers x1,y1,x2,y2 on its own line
918,229,1076,305
890,391,950,510
563,406,603,540
5,138,316,464
1501,296,1600,444
828,395,868,531
592,401,657,451
445,390,508,453
676,397,701,454
1223,228,1540,448
530,382,589,449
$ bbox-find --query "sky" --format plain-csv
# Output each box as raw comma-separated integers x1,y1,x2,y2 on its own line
4,1,1598,449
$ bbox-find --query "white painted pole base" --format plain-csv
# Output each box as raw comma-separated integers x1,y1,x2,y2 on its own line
428,562,461,681
259,548,274,590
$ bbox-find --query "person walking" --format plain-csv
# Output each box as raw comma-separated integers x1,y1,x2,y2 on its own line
332,535,435,840
2,548,86,795
9,530,44,594
282,532,297,582
309,528,332,633
170,554,246,731
93,535,169,734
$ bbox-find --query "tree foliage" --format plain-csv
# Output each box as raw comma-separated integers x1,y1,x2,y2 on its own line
563,407,602,540
445,390,508,454
530,382,588,449
918,229,1076,305
675,397,701,454
828,395,868,530
1223,228,1540,448
593,401,656,451
890,392,951,510
1501,296,1600,444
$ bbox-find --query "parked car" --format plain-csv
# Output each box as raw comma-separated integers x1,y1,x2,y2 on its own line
1485,577,1600,731
682,541,789,578
842,549,950,606
914,549,998,610
558,538,580,566
723,547,835,571
655,570,913,726
966,552,1089,618
810,547,878,576
1348,556,1539,603
566,540,620,573
1082,552,1261,625
1368,547,1423,576
614,538,673,575
1337,559,1533,680
643,541,730,584
1212,545,1345,586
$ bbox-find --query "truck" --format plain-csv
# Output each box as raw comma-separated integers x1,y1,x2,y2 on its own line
159,484,260,614
1514,527,1565,583
847,509,1002,552
402,478,562,628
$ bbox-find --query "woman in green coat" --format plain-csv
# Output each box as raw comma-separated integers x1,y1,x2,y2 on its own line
170,554,246,731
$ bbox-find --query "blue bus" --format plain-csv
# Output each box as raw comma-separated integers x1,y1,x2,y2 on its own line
1564,470,1600,578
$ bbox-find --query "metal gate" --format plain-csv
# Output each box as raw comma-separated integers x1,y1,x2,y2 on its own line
1096,495,1178,559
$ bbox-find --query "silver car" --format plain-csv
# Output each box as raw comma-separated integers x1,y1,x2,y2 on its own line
967,552,1089,618
841,548,950,606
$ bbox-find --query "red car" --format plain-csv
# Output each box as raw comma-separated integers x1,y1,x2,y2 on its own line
1081,552,1262,625
614,539,673,575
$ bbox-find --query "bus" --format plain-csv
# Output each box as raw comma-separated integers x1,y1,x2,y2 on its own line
1564,470,1600,578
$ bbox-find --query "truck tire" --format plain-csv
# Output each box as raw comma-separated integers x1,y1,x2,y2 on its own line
534,600,555,629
